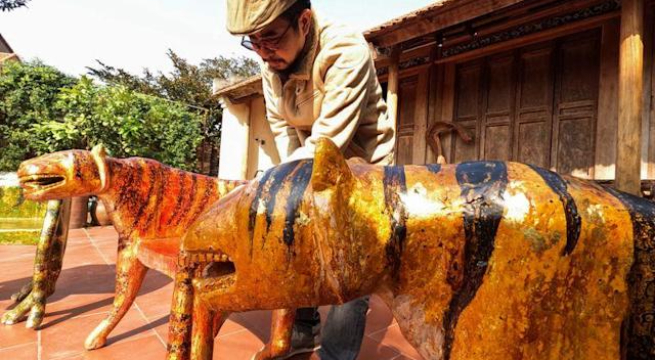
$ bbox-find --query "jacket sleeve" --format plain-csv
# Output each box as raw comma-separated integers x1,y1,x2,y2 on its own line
262,73,301,161
286,36,374,161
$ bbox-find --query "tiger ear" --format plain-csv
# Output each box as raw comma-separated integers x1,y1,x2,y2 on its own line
91,144,107,159
310,138,354,192
91,144,110,192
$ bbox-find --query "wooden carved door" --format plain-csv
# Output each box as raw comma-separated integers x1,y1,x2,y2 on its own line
551,31,600,178
395,75,418,165
450,29,600,177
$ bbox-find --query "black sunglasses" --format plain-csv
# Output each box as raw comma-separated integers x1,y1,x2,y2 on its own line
241,22,294,52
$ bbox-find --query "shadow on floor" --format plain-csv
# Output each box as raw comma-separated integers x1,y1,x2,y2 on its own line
0,264,172,330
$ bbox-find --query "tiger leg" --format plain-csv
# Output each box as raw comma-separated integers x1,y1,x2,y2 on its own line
253,308,296,360
167,265,195,360
2,199,70,327
190,295,215,360
85,239,147,350
10,281,33,303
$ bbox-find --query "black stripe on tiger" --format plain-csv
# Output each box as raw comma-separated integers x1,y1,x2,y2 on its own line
171,174,197,227
263,161,301,233
425,164,442,174
249,168,274,248
383,165,408,284
118,161,143,219
603,186,655,359
183,176,197,223
73,151,83,180
283,160,313,246
185,177,215,228
443,161,508,360
128,161,156,236
528,164,581,256
142,165,166,232
166,171,186,226
89,153,100,181
116,162,134,208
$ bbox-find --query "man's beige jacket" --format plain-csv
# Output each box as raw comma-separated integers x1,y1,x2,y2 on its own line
261,15,395,165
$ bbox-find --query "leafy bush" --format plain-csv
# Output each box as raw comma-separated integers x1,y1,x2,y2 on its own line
0,61,204,172
0,60,75,171
88,51,261,175
31,76,204,170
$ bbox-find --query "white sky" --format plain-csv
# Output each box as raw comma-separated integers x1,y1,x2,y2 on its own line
0,0,435,77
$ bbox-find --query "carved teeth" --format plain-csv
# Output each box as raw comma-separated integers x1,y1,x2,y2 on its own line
181,251,232,265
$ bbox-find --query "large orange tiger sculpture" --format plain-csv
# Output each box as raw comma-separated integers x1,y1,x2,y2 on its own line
167,138,655,360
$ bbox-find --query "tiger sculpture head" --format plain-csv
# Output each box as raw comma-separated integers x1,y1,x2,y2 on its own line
17,144,110,201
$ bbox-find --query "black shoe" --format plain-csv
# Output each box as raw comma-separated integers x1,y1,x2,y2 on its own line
284,326,321,358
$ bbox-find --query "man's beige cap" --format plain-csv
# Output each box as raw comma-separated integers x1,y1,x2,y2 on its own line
226,0,298,35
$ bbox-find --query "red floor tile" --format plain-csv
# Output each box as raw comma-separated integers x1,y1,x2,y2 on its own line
0,244,36,264
368,324,424,360
66,334,166,360
40,308,154,359
83,239,118,264
142,314,170,345
83,226,117,237
0,244,41,350
133,271,174,320
0,323,37,349
357,335,401,360
364,295,395,335
0,342,38,359
39,294,115,325
217,316,261,339
390,355,420,360
213,327,265,360
234,310,272,339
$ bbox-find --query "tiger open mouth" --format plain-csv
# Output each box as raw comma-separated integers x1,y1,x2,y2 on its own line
202,258,236,278
19,175,66,193
182,250,237,292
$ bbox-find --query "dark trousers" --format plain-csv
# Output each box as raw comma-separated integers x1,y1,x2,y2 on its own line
295,296,370,360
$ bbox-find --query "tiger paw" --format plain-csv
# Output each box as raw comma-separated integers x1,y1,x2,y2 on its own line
85,324,109,350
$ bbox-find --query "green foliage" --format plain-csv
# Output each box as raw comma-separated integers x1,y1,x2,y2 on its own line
0,51,259,173
87,50,260,147
0,61,204,171
86,61,160,97
88,49,259,108
31,77,204,170
0,60,75,170
0,0,30,12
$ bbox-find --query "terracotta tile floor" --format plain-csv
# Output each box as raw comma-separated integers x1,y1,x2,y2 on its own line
0,226,423,360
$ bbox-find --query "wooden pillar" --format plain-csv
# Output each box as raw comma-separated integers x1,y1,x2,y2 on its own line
616,0,645,195
425,44,443,165
217,97,251,180
387,46,401,134
412,69,430,164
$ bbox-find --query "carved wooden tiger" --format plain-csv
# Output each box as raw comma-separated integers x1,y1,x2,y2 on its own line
168,137,655,360
11,145,245,350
